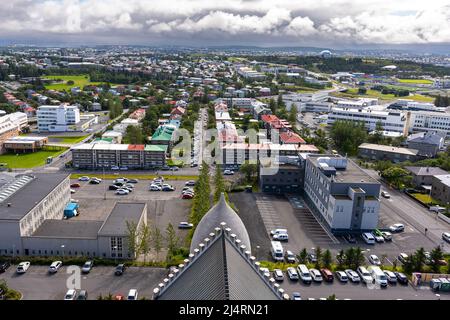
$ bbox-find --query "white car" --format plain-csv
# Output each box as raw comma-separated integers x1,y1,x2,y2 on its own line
81,261,94,273
381,231,392,241
381,191,391,198
48,261,62,273
344,269,360,283
335,271,348,282
272,233,288,241
127,289,138,300
16,261,30,274
384,270,397,284
78,176,90,181
273,269,284,281
285,250,296,263
389,223,405,233
287,267,299,281
116,189,129,195
259,267,271,278
356,266,373,284
309,269,323,282
270,229,288,236
223,170,234,175
442,232,450,243
64,289,77,300
149,184,162,191
369,255,381,265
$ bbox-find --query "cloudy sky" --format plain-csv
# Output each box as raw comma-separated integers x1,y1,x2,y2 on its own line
1,0,450,47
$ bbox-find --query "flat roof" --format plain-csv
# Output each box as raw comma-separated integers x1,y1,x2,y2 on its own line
98,202,146,236
0,173,69,221
358,143,419,156
32,220,103,239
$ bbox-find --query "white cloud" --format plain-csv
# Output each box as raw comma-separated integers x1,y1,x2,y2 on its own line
0,0,449,45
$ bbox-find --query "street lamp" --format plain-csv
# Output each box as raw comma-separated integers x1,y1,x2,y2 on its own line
61,245,65,260
113,246,118,264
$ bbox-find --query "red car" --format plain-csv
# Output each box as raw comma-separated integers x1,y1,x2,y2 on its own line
320,268,334,282
70,183,81,188
182,193,194,199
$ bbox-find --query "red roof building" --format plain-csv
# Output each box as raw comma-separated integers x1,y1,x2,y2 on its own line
279,131,306,145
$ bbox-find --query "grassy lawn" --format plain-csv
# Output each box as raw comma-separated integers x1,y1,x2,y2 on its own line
49,135,90,144
44,75,105,91
398,79,434,85
411,193,440,205
70,173,198,181
333,88,434,102
0,148,68,168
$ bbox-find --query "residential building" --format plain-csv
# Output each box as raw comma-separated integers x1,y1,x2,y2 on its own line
408,111,450,137
3,136,48,153
358,143,420,163
0,114,21,154
431,175,450,205
150,125,176,151
102,131,123,144
259,156,305,194
303,155,381,233
407,131,445,157
37,105,80,132
405,166,448,188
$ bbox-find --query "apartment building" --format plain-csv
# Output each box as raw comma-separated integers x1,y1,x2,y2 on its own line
71,143,167,169
303,155,381,233
431,175,450,205
358,143,420,163
37,105,80,132
408,111,450,137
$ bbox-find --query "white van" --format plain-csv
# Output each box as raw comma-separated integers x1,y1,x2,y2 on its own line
367,266,388,287
297,264,312,284
362,232,375,244
356,266,373,285
271,241,284,261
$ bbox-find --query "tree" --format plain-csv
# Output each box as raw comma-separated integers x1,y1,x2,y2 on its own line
151,226,163,261
314,247,322,269
239,163,258,184
344,248,355,268
214,165,226,203
298,248,308,264
67,80,75,86
124,125,143,145
277,94,285,109
413,248,426,272
368,121,384,144
269,98,277,113
430,246,444,273
288,103,298,124
330,120,367,156
402,255,415,274
327,294,337,300
322,249,333,269
138,223,151,263
352,247,365,270
358,87,367,94
165,223,179,257
336,249,345,268
125,221,138,258
381,167,412,189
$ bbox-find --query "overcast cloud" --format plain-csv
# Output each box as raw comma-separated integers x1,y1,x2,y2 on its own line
1,0,450,46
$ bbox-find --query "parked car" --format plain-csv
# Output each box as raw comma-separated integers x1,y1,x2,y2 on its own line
320,269,334,282
223,170,234,175
178,222,194,229
78,176,90,181
162,185,175,192
430,206,446,213
270,229,288,236
16,261,30,274
182,193,194,199
297,264,312,284
309,269,323,282
119,167,129,171
287,267,299,281
345,269,360,283
368,254,382,266
381,191,391,198
394,272,408,285
356,266,373,284
272,233,288,241
70,183,81,188
111,166,120,171
361,232,375,244
127,289,138,300
70,189,76,194
116,189,129,195
291,292,302,300
381,231,392,241
442,232,450,243
344,233,356,243
384,270,397,284
64,289,77,300
259,267,270,278
115,264,126,276
128,179,139,184
149,184,162,191
161,166,171,171
81,261,93,274
77,290,88,300
335,271,348,282
372,233,385,243
389,223,405,233
273,269,284,282
89,178,102,184
307,253,317,263
121,186,133,193
0,261,11,273
113,178,128,184
185,180,196,186
48,261,62,274
285,250,296,264
398,253,409,264
109,185,120,191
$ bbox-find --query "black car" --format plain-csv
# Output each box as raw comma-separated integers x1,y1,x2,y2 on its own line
344,234,357,243
161,166,171,171
109,185,120,191
0,261,11,273
115,264,126,276
394,272,408,285
77,290,88,300
307,253,317,263
128,179,139,184
89,179,101,185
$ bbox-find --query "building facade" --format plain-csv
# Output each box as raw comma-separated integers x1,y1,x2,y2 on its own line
358,143,420,163
431,175,450,205
37,105,80,132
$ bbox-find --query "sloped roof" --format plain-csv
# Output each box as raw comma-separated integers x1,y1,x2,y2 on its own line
154,224,283,300
191,194,251,252
405,166,448,176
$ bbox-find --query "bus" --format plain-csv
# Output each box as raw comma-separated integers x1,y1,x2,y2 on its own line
271,241,284,262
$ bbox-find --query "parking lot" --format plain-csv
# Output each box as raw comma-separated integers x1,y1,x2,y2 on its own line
70,178,193,246
0,265,166,300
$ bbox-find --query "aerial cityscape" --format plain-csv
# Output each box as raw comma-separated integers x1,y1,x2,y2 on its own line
1,0,450,306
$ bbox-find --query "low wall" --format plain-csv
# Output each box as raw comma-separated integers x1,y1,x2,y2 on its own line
438,213,450,225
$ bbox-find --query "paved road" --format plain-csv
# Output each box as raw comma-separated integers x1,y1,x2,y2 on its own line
0,265,166,300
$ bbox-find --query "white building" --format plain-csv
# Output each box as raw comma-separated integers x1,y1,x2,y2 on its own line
37,105,80,132
408,111,450,137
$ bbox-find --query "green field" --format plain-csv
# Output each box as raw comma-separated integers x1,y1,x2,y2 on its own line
0,148,68,168
333,88,434,102
49,135,90,144
411,193,441,205
44,75,105,91
398,79,434,85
